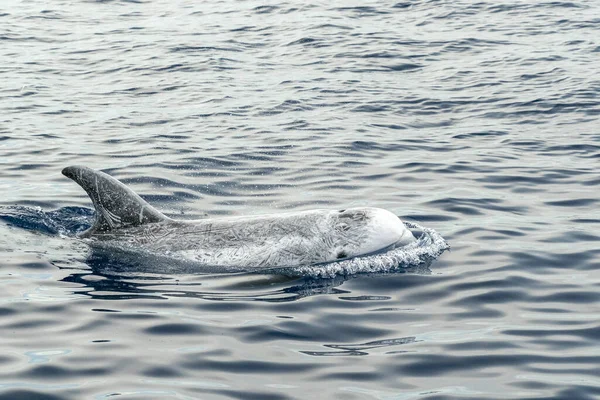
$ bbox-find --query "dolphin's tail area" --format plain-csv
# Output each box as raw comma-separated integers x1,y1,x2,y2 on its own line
62,165,169,237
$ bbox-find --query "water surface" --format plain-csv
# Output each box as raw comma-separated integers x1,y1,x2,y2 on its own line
1,0,599,399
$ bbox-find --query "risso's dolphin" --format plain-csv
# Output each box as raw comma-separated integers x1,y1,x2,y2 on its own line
62,166,416,271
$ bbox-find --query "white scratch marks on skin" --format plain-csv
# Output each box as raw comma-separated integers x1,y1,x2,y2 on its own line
91,208,420,271
94,176,100,206
66,167,448,275
139,205,146,224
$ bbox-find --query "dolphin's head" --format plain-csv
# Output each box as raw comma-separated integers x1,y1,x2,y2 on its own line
330,208,415,260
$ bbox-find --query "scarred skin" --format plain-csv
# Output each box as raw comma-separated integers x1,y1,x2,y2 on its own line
63,166,415,270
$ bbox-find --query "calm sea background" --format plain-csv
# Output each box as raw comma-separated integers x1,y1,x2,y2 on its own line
1,0,599,399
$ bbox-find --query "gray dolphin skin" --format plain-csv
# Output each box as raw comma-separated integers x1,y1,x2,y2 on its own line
62,166,416,270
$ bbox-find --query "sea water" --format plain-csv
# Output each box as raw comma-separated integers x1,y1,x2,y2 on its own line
0,1,599,399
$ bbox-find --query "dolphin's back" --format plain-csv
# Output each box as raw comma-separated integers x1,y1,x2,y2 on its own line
62,165,169,237
90,210,339,269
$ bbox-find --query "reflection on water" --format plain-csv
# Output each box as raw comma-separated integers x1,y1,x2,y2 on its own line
62,255,433,302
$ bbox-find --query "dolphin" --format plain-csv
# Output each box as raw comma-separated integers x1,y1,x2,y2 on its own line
62,166,416,271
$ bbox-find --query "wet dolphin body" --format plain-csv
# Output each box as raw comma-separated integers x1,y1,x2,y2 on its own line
62,166,416,271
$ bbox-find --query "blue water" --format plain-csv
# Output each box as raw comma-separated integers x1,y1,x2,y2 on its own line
1,0,599,399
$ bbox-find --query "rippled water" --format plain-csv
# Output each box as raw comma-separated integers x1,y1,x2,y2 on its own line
1,0,599,399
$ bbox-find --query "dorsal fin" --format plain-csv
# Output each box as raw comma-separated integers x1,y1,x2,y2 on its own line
62,165,169,237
